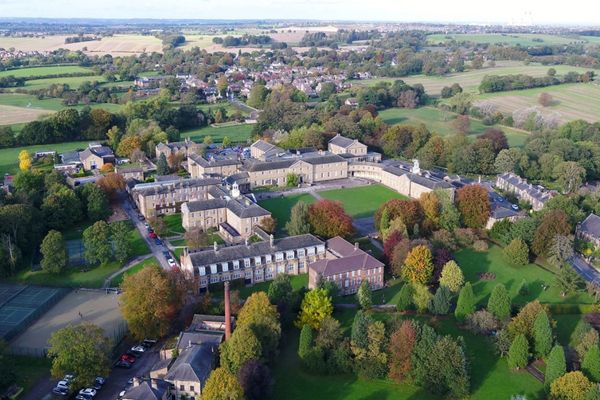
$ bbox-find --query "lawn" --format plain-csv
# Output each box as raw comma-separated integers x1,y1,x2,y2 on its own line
259,193,317,235
427,33,600,47
0,65,93,79
21,75,107,91
181,123,254,145
110,256,158,286
209,274,308,301
10,355,52,395
378,106,529,147
0,140,90,175
161,213,184,236
318,184,407,218
454,245,594,307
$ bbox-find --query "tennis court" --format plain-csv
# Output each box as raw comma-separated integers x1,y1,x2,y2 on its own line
66,239,85,266
0,283,69,341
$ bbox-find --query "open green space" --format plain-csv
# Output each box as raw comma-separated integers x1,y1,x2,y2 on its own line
0,65,93,79
259,193,317,235
21,75,107,91
318,184,406,219
110,256,158,287
181,123,254,145
209,274,308,301
0,140,89,175
454,245,594,307
10,355,52,395
427,33,600,47
378,106,529,147
161,213,184,236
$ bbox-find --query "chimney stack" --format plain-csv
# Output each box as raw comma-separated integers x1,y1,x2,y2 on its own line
270,234,274,247
354,242,359,251
214,241,218,252
224,281,232,340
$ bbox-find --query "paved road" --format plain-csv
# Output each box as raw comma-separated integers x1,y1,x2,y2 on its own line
120,194,172,271
569,255,600,284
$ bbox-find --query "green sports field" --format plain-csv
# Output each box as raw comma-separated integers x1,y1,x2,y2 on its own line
259,193,317,235
378,107,529,147
181,123,255,144
0,65,94,79
318,184,406,218
22,75,107,91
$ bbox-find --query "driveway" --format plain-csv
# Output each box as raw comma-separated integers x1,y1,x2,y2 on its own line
569,255,600,284
120,193,172,270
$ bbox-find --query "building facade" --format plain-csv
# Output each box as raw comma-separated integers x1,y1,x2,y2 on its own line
155,138,200,161
577,213,600,247
188,154,241,178
495,172,554,211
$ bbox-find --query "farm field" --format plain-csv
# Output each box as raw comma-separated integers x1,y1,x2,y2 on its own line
60,34,164,55
359,62,595,95
0,140,89,175
378,107,529,147
0,104,53,125
182,123,254,144
22,74,107,90
0,35,73,52
0,65,93,79
427,33,600,47
318,184,406,218
476,83,600,123
259,193,317,235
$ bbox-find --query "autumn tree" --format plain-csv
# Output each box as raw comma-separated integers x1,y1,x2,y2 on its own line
18,150,31,171
120,265,182,339
357,280,373,309
285,201,311,236
237,292,281,360
452,114,471,135
550,371,592,400
532,210,571,256
48,323,111,389
96,172,126,200
456,184,490,229
184,228,209,249
259,216,277,234
402,245,434,285
455,282,475,321
40,230,67,274
545,345,567,389
308,200,354,238
375,199,423,236
419,191,441,226
388,320,417,382
220,326,262,374
296,288,333,330
508,334,529,370
487,283,512,320
203,367,244,400
507,301,547,341
538,92,553,107
116,135,142,157
439,260,464,293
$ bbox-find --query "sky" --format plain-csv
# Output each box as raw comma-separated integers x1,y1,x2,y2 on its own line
0,0,599,26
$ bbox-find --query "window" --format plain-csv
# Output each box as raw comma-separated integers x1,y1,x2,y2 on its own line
287,264,294,272
233,260,240,270
190,386,195,392
317,245,326,254
210,264,217,274
254,256,262,266
265,254,272,263
221,262,228,272
199,267,206,276
286,251,295,260
180,385,185,391
244,258,251,268
275,252,284,262
297,249,305,258
307,247,315,256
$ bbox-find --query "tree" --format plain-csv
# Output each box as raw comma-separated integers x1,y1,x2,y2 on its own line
508,301,547,341
429,286,452,315
488,284,512,320
116,135,142,157
412,283,433,313
18,150,31,171
352,321,388,379
84,184,111,222
351,310,372,350
286,172,299,187
83,220,112,265
582,346,600,382
533,210,572,257
111,221,132,264
42,184,83,230
397,283,414,311
452,114,471,135
184,228,209,249
222,136,232,147
439,260,464,293
480,128,509,154
419,191,440,226
156,153,169,175
504,238,530,267
247,84,268,109
455,282,475,321
308,200,354,238
315,316,342,350
545,345,567,389
286,201,311,236
508,334,529,370
402,245,434,285
533,310,553,358
220,326,262,374
120,265,181,339
259,216,277,234
555,266,583,297
40,230,67,274
549,235,574,267
388,320,417,382
554,161,586,194
48,323,111,389
426,336,471,398
237,292,281,360
296,288,333,330
539,92,553,107
268,273,293,306
357,280,373,309
96,173,126,200
237,359,273,400
298,324,313,361
550,371,592,400
203,367,244,400
456,184,490,229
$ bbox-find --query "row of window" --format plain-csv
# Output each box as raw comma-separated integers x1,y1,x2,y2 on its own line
198,251,318,276
200,262,307,286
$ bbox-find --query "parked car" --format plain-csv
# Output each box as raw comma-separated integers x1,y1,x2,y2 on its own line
511,204,519,210
154,238,162,246
130,345,146,354
167,258,177,268
78,388,97,397
75,395,93,400
149,232,157,239
142,339,157,348
52,387,69,396
120,354,136,364
138,215,145,221
162,250,171,258
56,380,70,390
118,390,127,399
114,360,132,369
92,377,105,390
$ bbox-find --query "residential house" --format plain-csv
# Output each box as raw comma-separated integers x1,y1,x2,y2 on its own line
344,98,359,107
79,143,115,171
495,172,554,211
119,378,171,400
180,234,326,290
115,165,145,181
328,134,381,162
155,138,201,161
577,213,600,247
308,236,384,295
486,203,524,229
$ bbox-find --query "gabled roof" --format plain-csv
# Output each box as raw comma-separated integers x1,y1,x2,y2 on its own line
251,139,282,153
247,159,296,172
296,152,346,165
310,237,383,277
189,153,240,168
164,343,216,384
184,198,227,212
579,213,600,239
328,134,359,149
122,380,169,400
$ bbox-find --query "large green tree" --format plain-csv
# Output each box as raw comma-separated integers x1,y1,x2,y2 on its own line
487,283,512,320
455,282,475,321
111,221,132,264
202,367,244,400
220,326,262,374
296,288,333,330
583,346,600,383
545,345,567,389
83,220,112,265
508,334,529,370
40,230,67,274
285,201,311,236
533,310,553,358
42,184,83,230
237,292,281,360
439,260,464,293
48,323,111,389
357,280,373,309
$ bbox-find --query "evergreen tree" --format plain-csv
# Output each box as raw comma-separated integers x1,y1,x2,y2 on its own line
156,153,169,175
285,201,311,236
40,230,67,274
350,310,372,350
298,324,313,361
397,284,414,311
455,282,475,321
545,345,566,389
429,286,452,315
439,260,464,293
357,280,373,309
582,346,600,383
508,334,529,370
111,221,132,264
487,283,512,320
533,310,553,358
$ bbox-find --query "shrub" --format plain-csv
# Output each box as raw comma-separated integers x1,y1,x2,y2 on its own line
439,260,464,293
550,371,592,400
466,310,499,335
429,286,452,315
473,239,488,252
298,325,313,361
455,228,479,247
431,229,458,251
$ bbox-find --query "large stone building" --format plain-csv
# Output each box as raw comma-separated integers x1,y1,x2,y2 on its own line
130,177,221,218
328,133,381,162
577,213,600,248
155,138,200,161
181,186,271,242
79,143,115,171
188,153,241,178
495,172,554,211
250,139,284,161
180,234,326,290
308,237,384,295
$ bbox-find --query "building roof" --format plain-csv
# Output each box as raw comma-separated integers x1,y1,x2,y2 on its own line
80,145,114,161
224,172,250,185
226,198,271,218
329,134,359,149
382,165,452,189
189,153,240,168
184,198,228,212
187,234,323,268
164,343,216,384
579,213,600,239
132,178,221,196
122,380,169,400
176,331,223,351
251,139,281,153
61,151,82,164
497,172,553,204
297,152,346,165
309,237,383,277
246,159,296,172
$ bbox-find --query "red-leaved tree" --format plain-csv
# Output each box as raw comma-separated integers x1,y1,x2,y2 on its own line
384,231,404,262
375,199,424,235
456,184,490,229
308,200,354,238
388,320,417,382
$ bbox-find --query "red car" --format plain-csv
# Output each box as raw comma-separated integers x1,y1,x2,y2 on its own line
120,354,136,364
149,232,157,239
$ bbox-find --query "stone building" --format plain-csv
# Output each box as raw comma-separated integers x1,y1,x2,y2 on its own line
155,138,200,161
577,213,600,248
188,153,241,178
250,139,284,161
495,172,554,211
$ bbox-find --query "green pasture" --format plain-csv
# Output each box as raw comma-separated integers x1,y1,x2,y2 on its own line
427,33,600,47
0,65,93,79
318,184,406,218
181,123,254,144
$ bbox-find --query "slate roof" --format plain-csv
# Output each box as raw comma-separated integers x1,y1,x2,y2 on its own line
497,172,553,204
164,343,215,384
61,151,82,164
224,172,250,185
188,234,323,268
579,213,600,239
247,159,295,172
226,198,270,218
329,134,356,148
189,153,240,168
176,331,223,351
122,380,169,400
184,198,227,212
310,237,383,277
251,139,281,153
297,152,346,165
382,165,452,189
133,178,221,196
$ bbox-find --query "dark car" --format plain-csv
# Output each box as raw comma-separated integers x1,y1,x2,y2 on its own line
92,377,105,390
52,387,70,396
162,250,170,258
114,360,132,369
154,238,162,246
138,215,145,221
142,339,157,348
120,354,136,364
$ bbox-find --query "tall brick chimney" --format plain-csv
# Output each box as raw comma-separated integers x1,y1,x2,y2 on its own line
224,281,232,340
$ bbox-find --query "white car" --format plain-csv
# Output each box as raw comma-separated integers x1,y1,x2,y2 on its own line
167,258,177,268
78,388,97,397
56,380,70,389
63,374,74,382
131,345,146,353
511,204,520,210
